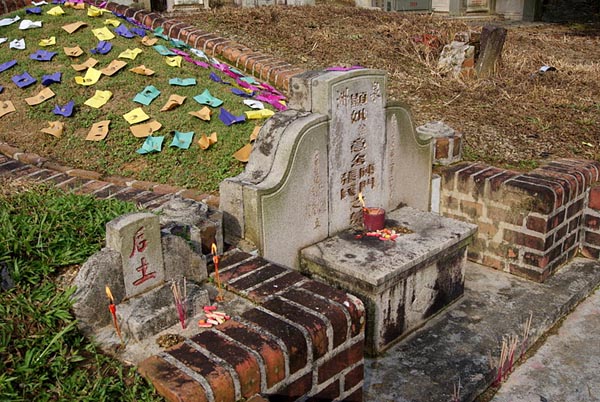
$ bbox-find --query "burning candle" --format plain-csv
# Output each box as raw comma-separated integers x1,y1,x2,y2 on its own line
211,243,224,302
105,286,124,345
358,192,386,232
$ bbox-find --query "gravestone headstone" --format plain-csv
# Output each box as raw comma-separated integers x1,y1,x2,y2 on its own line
220,69,433,268
106,213,165,299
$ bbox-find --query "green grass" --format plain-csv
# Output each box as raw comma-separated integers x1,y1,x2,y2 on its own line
0,5,273,192
0,183,163,401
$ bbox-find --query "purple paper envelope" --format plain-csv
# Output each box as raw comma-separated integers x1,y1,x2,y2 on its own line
53,100,74,117
219,107,246,126
0,60,17,73
115,25,134,38
30,50,57,61
91,41,112,55
12,72,36,88
41,71,62,86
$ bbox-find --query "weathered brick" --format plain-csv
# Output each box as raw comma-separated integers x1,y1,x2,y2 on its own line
505,179,557,214
566,198,584,219
471,166,506,198
568,215,581,233
138,355,209,402
190,331,261,398
588,185,600,210
317,341,363,384
522,252,550,269
74,180,112,195
216,320,285,388
300,280,364,337
509,263,546,282
16,152,46,166
452,135,462,157
271,372,312,402
282,287,348,348
0,159,24,175
248,271,306,302
554,223,569,243
585,230,600,246
152,183,181,195
307,380,339,402
563,231,578,251
56,177,89,192
344,364,364,391
460,199,483,218
228,264,287,291
167,342,236,402
486,205,525,226
220,256,269,283
93,184,128,199
584,214,600,230
456,163,491,195
581,244,600,259
344,387,364,402
435,137,450,160
242,308,307,374
220,250,254,269
526,215,547,233
503,229,551,251
112,188,144,203
482,255,504,270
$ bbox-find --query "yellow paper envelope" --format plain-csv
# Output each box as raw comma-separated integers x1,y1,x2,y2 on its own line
103,18,120,27
233,143,253,163
25,87,55,106
47,6,65,15
39,36,56,46
84,90,112,108
250,125,262,142
130,65,155,76
92,27,115,41
189,106,212,121
87,5,108,17
118,48,142,60
62,21,87,34
244,109,275,120
101,59,127,76
86,120,110,141
123,107,149,125
160,94,186,111
65,1,85,9
130,120,162,138
198,132,218,150
72,57,98,71
41,121,64,138
165,56,182,67
74,67,101,86
141,36,158,46
0,101,16,118
64,46,83,57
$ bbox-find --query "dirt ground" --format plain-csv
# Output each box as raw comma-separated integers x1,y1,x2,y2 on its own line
175,3,600,169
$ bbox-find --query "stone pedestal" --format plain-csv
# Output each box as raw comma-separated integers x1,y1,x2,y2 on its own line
300,207,477,355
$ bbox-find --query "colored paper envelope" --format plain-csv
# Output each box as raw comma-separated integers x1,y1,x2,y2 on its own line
74,67,101,86
72,57,97,71
160,94,186,111
115,24,134,38
130,65,155,76
26,7,43,14
130,27,146,37
165,56,182,67
193,89,223,107
0,60,17,73
153,27,168,40
233,143,253,163
41,121,64,138
0,101,16,118
243,99,265,110
90,40,112,55
9,39,25,50
65,1,85,9
190,48,208,60
197,132,217,150
231,88,254,98
130,120,162,138
87,5,108,16
189,106,211,121
39,36,56,47
171,48,189,57
133,85,160,106
30,50,57,61
12,72,36,88
168,77,196,86
92,27,115,41
62,21,87,34
86,120,110,141
153,45,176,56
249,125,261,142
32,1,49,5
188,59,209,68
64,46,83,57
219,107,246,126
19,20,42,30
46,6,64,15
141,36,158,46
0,15,20,27
103,18,120,27
118,48,142,60
244,109,274,120
170,131,194,149
0,38,6,45
25,87,55,105
209,71,226,84
101,59,127,76
136,135,164,154
169,39,188,49
239,76,258,85
84,89,112,108
53,100,75,117
0,85,3,94
41,71,62,85
123,107,149,124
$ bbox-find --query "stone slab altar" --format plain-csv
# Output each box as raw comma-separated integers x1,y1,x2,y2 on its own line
300,206,477,355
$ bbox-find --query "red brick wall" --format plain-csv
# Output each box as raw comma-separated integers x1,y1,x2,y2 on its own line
440,159,600,282
139,250,365,402
581,184,600,259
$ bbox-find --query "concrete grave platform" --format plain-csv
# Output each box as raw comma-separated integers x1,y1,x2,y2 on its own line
363,257,600,402
300,206,477,355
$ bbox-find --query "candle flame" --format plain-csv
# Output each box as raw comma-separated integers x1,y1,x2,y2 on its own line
358,192,366,209
211,243,217,255
105,285,114,303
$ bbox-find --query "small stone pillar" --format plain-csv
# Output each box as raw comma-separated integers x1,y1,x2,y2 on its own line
417,121,463,166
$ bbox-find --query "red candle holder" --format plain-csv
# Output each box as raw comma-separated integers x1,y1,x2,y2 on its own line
363,207,386,231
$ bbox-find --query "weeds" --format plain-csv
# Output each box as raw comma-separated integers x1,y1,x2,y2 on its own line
0,183,162,401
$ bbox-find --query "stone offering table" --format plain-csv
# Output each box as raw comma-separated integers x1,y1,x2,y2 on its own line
300,206,477,355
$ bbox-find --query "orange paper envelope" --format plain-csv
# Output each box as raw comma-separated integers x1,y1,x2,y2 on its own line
25,87,55,106
85,120,110,141
101,59,127,76
0,100,16,118
41,121,64,137
130,120,162,138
